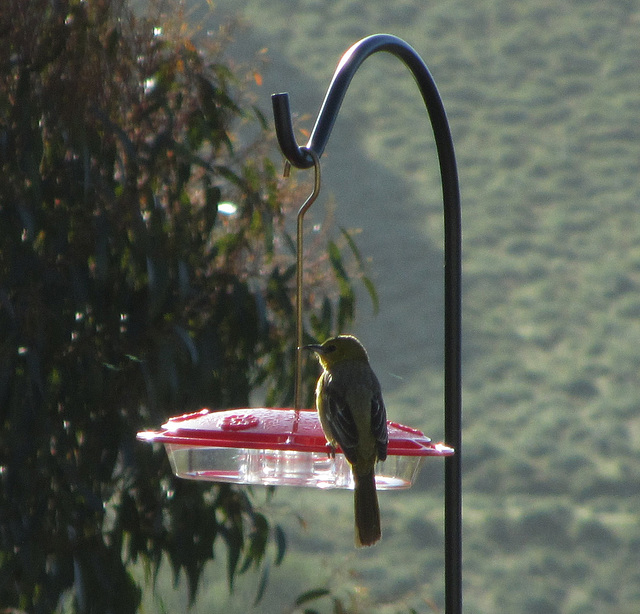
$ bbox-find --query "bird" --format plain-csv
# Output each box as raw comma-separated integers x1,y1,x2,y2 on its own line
304,334,388,547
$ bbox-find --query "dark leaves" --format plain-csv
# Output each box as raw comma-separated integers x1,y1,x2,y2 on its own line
0,0,375,610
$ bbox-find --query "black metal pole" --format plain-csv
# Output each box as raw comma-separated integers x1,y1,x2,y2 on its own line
272,34,462,613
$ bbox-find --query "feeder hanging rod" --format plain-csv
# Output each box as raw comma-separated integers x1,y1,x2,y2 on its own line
272,34,462,614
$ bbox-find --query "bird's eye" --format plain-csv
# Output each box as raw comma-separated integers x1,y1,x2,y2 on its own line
325,344,337,353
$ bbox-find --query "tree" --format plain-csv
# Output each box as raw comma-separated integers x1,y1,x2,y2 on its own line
0,1,367,611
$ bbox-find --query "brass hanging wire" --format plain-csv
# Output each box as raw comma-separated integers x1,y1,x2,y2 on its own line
293,149,321,410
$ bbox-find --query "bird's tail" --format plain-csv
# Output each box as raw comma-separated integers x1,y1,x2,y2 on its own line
353,469,381,547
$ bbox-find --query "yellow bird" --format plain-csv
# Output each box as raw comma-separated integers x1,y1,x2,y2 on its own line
304,335,388,546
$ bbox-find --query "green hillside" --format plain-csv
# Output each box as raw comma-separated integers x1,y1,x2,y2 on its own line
144,0,640,612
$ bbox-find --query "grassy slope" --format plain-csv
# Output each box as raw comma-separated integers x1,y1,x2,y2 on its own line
147,0,640,612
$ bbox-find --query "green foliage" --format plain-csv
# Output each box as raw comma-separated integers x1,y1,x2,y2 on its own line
0,0,368,611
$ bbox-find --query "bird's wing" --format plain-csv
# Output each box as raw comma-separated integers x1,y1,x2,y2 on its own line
322,370,388,465
322,375,359,465
371,388,388,462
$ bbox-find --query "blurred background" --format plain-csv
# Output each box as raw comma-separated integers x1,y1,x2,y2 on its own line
172,0,640,612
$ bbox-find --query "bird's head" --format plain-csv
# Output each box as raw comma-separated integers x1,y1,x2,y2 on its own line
303,335,370,369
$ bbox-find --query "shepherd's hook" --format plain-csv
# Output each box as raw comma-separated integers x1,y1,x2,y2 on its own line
272,34,462,614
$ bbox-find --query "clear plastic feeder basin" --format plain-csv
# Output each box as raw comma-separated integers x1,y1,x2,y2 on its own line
137,408,454,490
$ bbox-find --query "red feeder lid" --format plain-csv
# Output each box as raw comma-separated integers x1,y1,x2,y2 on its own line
137,407,454,457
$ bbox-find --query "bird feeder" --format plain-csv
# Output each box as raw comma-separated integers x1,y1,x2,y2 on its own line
137,407,452,489
137,34,462,613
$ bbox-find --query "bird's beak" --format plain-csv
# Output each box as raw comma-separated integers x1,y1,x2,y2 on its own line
301,344,323,354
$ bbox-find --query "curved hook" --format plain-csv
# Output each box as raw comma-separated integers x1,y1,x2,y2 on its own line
294,149,321,410
273,34,461,612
